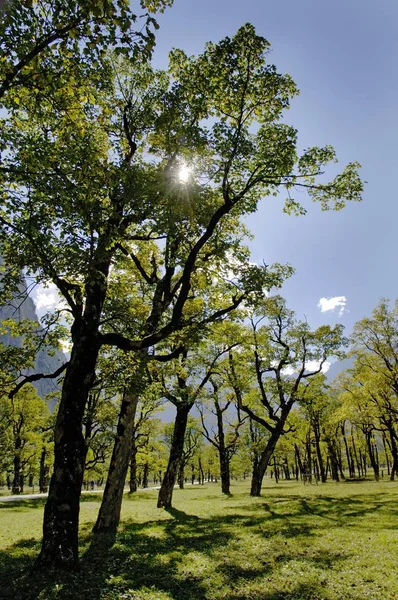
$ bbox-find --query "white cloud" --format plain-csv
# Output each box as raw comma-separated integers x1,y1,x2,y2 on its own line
282,360,331,377
317,296,347,317
31,283,66,318
306,360,331,374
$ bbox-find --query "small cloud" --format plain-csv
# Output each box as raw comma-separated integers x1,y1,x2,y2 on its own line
306,360,331,374
317,296,347,317
282,360,331,377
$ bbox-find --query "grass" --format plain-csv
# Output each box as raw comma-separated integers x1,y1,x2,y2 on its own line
0,479,397,600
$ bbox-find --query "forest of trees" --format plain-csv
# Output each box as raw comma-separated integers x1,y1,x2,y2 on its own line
2,0,394,575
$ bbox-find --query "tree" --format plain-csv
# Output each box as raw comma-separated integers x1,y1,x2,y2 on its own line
199,378,246,494
227,296,346,496
155,343,226,509
0,384,49,493
1,15,362,568
350,300,398,479
0,0,172,105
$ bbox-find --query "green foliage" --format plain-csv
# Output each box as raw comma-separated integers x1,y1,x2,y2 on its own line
0,384,50,478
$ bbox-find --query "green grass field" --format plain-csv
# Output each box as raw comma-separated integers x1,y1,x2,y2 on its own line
0,479,397,600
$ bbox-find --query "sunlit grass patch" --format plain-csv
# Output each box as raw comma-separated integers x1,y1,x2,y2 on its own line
0,479,397,599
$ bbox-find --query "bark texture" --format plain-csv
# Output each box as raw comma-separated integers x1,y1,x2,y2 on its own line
93,392,139,532
157,403,192,509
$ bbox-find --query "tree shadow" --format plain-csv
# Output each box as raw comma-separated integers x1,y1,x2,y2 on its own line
0,498,46,511
0,488,397,600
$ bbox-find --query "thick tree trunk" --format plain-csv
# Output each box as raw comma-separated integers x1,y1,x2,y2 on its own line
142,462,149,488
220,452,230,494
93,392,139,533
326,438,340,482
178,462,185,489
250,428,281,496
37,331,101,569
157,403,192,509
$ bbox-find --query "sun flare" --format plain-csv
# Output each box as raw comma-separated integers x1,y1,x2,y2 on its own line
178,163,191,183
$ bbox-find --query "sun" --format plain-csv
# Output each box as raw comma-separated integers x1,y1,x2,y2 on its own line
178,162,191,183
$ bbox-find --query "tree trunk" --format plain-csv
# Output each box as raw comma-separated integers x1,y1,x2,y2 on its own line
129,436,138,494
37,329,101,569
12,450,22,495
313,420,326,482
341,422,353,477
382,431,391,475
306,433,312,484
93,391,139,533
142,462,149,488
326,439,340,482
39,447,49,493
157,403,192,509
178,462,184,489
365,431,379,481
387,426,398,481
198,457,204,484
220,452,230,494
214,399,230,494
250,428,282,496
351,433,362,477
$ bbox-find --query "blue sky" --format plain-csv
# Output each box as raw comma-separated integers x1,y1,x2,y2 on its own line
150,0,398,335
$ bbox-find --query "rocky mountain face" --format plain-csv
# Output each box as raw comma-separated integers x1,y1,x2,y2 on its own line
0,277,66,400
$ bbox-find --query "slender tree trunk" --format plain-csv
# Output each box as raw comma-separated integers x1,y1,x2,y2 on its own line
129,436,138,493
294,444,305,479
39,447,49,493
388,426,398,481
341,422,353,477
198,457,205,485
12,449,22,494
214,399,231,494
351,433,362,477
313,421,326,482
306,433,313,484
382,431,391,475
93,391,139,532
157,403,192,509
365,431,379,481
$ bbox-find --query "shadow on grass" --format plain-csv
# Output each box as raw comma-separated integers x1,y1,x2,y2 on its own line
0,498,47,511
0,489,396,600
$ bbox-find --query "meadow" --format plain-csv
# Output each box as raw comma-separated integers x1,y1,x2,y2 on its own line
0,479,397,600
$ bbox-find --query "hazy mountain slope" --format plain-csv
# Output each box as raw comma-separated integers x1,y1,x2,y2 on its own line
0,277,65,399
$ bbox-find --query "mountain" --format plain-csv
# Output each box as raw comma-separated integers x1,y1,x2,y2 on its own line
326,357,354,382
0,277,66,399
